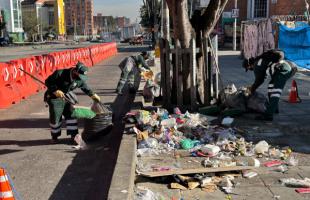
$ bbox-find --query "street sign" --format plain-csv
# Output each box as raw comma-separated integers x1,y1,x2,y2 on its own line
232,8,239,18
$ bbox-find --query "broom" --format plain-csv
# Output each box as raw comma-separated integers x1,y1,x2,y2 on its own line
20,68,96,119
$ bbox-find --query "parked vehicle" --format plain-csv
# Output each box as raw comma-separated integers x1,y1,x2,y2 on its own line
0,36,9,46
129,36,143,45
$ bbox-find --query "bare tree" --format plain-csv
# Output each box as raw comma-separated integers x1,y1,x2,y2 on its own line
163,0,228,106
22,12,39,42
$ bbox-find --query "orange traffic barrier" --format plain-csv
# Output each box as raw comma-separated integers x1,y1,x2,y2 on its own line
288,80,301,103
0,168,15,200
0,63,21,108
22,57,40,94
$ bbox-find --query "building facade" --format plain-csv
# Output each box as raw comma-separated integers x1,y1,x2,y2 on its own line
224,0,307,21
65,0,94,36
0,0,24,41
22,0,65,40
116,16,130,28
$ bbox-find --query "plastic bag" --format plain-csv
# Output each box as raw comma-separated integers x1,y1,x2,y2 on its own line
247,92,268,113
143,80,160,103
91,101,111,114
224,91,247,111
254,140,269,154
136,110,151,124
137,138,159,149
134,186,163,200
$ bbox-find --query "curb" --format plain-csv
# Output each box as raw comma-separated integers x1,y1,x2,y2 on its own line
107,132,137,200
108,92,143,200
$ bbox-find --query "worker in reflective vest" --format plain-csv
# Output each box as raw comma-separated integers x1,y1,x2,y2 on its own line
243,50,297,121
116,51,150,95
44,62,100,143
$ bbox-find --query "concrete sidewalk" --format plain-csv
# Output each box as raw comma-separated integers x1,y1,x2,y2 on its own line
0,48,144,200
219,51,310,152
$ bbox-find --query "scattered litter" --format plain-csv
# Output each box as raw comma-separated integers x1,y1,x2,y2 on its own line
235,157,260,167
202,183,217,193
287,156,299,166
264,160,283,167
222,117,234,126
170,182,187,190
134,187,163,200
295,188,310,193
201,144,221,156
254,140,269,154
273,165,288,173
128,108,299,196
280,178,310,188
121,190,128,193
243,171,258,178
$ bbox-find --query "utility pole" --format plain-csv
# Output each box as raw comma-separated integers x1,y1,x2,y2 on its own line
233,0,237,51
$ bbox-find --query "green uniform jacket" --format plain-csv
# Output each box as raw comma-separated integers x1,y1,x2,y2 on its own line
132,55,150,70
252,50,287,92
45,68,94,99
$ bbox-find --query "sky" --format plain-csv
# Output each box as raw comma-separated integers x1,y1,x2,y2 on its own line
93,0,143,22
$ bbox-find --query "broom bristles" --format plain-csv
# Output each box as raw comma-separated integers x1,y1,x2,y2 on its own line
71,107,96,119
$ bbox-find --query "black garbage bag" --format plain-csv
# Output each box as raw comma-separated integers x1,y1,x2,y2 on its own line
82,102,113,141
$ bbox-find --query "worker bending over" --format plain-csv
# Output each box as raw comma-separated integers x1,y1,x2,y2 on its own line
243,49,297,121
116,51,151,95
44,62,100,143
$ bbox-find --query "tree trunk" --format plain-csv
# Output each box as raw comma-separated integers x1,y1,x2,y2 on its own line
164,0,228,107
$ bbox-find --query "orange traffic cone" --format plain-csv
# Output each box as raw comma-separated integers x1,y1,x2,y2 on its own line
288,80,301,103
0,168,15,200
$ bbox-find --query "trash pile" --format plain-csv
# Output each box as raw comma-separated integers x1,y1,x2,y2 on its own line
127,108,301,196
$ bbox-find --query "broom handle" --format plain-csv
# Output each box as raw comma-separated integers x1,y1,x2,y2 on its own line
19,67,46,86
19,68,74,104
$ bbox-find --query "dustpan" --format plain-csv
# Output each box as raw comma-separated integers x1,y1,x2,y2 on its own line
71,105,96,119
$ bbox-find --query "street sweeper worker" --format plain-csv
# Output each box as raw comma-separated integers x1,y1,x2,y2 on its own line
116,51,151,95
44,62,101,143
243,49,297,121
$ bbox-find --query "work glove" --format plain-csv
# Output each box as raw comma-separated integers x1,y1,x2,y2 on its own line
54,90,65,98
91,93,101,102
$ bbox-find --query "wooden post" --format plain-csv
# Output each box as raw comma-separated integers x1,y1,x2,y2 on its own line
202,37,211,105
175,39,183,106
190,38,197,110
159,38,167,105
165,39,171,107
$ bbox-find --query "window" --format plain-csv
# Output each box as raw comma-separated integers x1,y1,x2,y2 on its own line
254,0,268,18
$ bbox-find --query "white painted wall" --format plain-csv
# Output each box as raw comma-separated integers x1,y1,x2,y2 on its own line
0,0,24,33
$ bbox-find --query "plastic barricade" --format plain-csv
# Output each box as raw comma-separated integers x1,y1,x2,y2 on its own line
50,52,63,70
82,48,93,67
34,55,47,90
58,51,71,69
0,63,21,108
63,51,72,68
71,49,81,67
43,54,57,77
22,57,40,94
7,59,30,99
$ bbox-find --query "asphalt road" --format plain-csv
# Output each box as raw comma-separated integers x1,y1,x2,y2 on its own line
0,45,149,200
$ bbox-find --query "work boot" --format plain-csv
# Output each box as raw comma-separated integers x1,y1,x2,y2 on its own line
129,86,136,94
275,108,279,114
51,136,59,144
255,114,273,121
116,89,123,95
